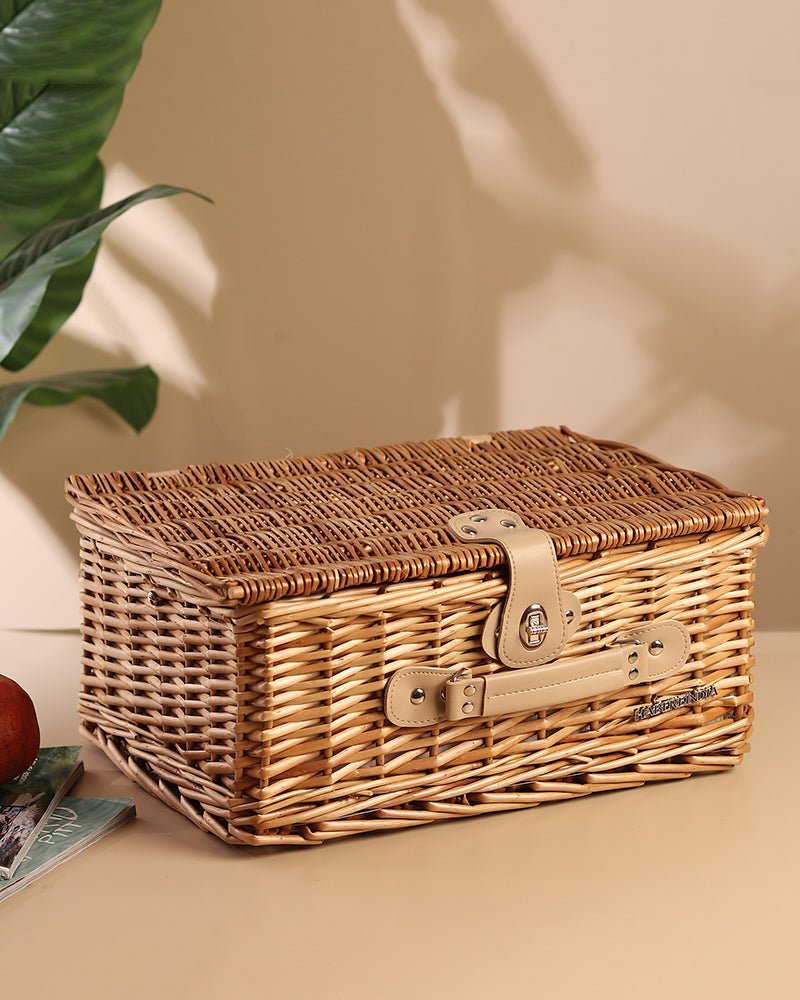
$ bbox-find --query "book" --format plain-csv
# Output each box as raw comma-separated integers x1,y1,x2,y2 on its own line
0,796,135,901
0,746,83,878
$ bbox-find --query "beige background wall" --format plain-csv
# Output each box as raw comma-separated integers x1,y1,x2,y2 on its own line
0,0,796,629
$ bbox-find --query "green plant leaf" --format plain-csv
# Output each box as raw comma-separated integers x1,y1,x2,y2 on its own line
0,184,210,370
0,364,158,442
0,0,162,255
1,156,105,370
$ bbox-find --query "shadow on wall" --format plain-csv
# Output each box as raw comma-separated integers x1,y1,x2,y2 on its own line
409,0,795,629
0,0,794,627
0,0,593,593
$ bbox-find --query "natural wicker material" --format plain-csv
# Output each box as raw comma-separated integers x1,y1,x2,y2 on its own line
66,427,767,845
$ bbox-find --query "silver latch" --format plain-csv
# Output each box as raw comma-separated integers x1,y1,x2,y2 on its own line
520,604,548,649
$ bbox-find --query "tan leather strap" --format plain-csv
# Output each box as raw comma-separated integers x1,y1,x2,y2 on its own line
447,509,579,668
384,620,691,728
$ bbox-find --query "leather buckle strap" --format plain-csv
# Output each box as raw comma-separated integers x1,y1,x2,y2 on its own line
447,509,579,668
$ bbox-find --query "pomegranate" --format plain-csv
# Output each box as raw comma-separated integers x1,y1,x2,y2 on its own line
0,674,40,784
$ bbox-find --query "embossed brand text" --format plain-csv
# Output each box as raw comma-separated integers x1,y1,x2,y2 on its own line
634,684,718,722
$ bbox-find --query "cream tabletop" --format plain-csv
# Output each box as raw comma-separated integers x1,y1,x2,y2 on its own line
0,628,797,1000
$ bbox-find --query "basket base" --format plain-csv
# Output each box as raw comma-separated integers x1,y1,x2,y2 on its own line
81,715,749,847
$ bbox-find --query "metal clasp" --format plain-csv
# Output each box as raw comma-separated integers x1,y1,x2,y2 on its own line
520,604,548,649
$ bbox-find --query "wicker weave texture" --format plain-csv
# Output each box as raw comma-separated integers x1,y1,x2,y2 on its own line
77,522,766,845
66,427,765,607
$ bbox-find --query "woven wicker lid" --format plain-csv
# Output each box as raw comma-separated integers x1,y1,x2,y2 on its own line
65,426,766,606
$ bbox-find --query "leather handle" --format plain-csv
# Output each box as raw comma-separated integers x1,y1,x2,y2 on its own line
384,620,691,728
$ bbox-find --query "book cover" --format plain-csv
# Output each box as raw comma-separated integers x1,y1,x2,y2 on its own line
0,746,83,879
0,797,135,901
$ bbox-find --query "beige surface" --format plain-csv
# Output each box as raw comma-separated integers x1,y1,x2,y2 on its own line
0,628,796,999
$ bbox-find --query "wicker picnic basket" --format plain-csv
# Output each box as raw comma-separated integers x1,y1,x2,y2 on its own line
65,427,767,846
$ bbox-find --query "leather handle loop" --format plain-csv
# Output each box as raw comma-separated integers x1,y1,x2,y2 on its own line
384,621,691,728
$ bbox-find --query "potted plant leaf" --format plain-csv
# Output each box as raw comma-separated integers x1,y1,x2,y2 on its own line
0,0,208,442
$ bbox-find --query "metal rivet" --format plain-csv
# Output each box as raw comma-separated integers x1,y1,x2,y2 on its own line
470,514,487,523
628,651,638,664
649,640,664,656
629,667,639,681
565,609,574,622
462,526,478,536
462,702,475,714
464,684,476,696
500,519,516,528
410,688,426,705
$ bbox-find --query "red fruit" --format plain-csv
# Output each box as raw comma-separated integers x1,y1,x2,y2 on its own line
0,675,40,784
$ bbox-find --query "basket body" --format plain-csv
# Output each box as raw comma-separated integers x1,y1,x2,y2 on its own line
68,428,767,845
